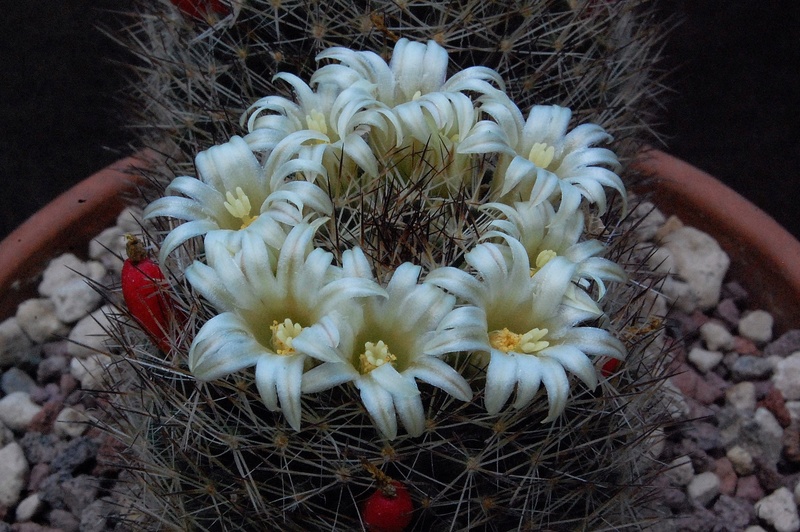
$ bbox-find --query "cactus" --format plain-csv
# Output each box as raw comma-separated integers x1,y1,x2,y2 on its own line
97,1,678,530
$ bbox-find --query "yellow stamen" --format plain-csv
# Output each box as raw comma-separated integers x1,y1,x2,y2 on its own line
270,318,304,355
527,142,555,168
530,249,558,276
411,90,422,101
359,340,397,373
223,187,258,229
305,109,328,136
489,327,549,354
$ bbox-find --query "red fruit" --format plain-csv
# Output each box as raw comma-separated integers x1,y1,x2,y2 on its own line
600,357,622,377
363,480,413,532
122,235,176,353
170,0,231,20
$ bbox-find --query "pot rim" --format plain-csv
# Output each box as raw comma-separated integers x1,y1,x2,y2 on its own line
635,148,800,334
0,150,155,321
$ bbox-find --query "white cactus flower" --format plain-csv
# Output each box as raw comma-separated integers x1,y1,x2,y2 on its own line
314,38,505,107
243,77,399,180
300,249,485,440
144,134,333,263
488,104,625,215
484,200,626,313
425,235,625,421
185,222,386,431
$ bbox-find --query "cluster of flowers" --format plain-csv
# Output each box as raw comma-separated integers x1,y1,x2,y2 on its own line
144,38,628,440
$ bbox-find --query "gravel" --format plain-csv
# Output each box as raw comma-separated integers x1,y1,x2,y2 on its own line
1,204,800,530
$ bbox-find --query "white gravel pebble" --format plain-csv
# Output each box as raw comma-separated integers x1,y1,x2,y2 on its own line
660,226,730,312
0,442,29,507
16,298,69,343
0,317,34,367
71,353,114,389
700,321,735,351
773,352,800,401
739,310,774,344
688,346,724,373
52,276,105,324
54,406,90,438
755,487,800,532
15,492,44,522
686,471,720,507
727,445,756,476
665,455,694,486
725,381,757,412
67,305,114,359
0,391,43,431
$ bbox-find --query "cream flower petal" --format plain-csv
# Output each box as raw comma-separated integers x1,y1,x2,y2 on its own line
537,357,571,422
356,376,399,440
484,351,518,415
390,38,448,101
255,353,306,431
394,394,426,438
189,313,264,381
408,356,472,402
541,344,598,391
511,354,543,410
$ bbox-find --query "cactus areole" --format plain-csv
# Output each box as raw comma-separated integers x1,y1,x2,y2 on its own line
122,235,174,352
362,480,413,532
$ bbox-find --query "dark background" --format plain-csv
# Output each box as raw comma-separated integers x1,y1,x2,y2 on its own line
1,1,799,241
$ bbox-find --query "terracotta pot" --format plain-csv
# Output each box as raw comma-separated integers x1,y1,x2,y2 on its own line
635,149,800,334
0,151,154,321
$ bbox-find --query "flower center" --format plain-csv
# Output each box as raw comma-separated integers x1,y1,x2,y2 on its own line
270,318,304,355
223,187,258,229
359,340,397,374
530,249,557,276
305,109,329,136
527,142,555,168
489,327,550,354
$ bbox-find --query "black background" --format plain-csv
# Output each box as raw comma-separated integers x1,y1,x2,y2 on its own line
1,1,798,241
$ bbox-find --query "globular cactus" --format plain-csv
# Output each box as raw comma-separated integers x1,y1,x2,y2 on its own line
97,1,678,530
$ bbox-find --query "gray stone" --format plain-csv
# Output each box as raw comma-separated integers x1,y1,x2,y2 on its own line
51,436,99,473
79,497,115,532
62,474,99,514
726,381,757,412
755,487,800,532
739,310,774,344
765,330,800,357
687,471,721,507
0,317,36,368
688,346,724,374
36,355,68,384
773,352,800,400
16,298,69,344
1,366,38,395
0,442,29,507
47,508,80,532
661,226,730,311
731,356,773,381
712,495,756,531
665,455,694,486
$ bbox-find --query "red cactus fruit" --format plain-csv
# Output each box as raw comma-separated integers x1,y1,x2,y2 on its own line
362,480,413,532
